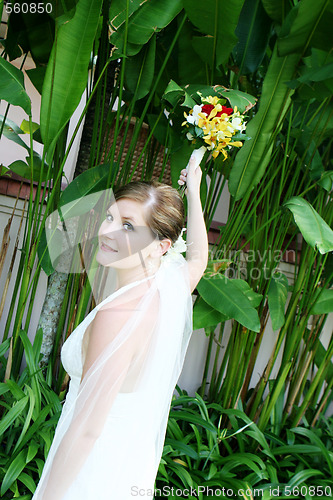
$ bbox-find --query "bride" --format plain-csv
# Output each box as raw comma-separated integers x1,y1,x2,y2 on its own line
32,152,208,499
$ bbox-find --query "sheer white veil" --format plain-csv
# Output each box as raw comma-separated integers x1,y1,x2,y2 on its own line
33,187,193,499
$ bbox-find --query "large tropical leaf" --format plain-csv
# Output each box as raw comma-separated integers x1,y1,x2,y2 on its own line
229,0,333,199
183,0,245,67
59,163,116,217
284,197,333,254
233,0,272,74
0,57,31,115
278,0,333,55
124,36,156,99
310,288,333,315
110,0,183,57
40,0,103,156
197,276,260,332
228,46,298,199
0,115,30,152
193,297,228,329
267,272,289,330
261,0,290,23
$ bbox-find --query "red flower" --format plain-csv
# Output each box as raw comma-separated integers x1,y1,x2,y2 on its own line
201,104,214,116
201,104,234,118
219,106,233,116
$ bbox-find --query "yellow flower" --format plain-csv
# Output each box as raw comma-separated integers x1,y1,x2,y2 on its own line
205,96,220,106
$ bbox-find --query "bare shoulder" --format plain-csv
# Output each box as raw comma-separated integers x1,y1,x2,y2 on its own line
82,288,159,378
92,283,159,343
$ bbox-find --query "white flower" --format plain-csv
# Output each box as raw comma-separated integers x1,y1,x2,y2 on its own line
227,116,246,134
186,132,194,141
186,105,202,125
216,130,226,141
164,229,187,261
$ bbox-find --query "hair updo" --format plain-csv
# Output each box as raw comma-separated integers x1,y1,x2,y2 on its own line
114,181,184,244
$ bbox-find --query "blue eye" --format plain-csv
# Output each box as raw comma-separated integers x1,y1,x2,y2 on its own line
106,213,113,222
123,222,134,231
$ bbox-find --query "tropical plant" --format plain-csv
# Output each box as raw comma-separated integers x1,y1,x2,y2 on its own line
0,0,332,438
155,391,333,499
0,331,61,498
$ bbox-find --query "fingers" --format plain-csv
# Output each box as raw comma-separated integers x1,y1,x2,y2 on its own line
177,169,187,186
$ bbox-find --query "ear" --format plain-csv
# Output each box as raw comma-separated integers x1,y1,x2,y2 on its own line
151,238,172,257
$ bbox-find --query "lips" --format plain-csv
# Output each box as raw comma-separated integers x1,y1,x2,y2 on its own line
100,240,118,253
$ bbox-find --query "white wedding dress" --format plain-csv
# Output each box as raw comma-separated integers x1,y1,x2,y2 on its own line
32,255,192,500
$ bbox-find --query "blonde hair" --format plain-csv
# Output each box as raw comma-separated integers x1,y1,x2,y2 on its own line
114,181,184,243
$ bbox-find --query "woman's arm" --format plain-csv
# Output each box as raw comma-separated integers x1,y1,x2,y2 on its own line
179,152,209,292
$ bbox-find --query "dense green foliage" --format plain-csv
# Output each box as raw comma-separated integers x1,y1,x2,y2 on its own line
0,0,333,497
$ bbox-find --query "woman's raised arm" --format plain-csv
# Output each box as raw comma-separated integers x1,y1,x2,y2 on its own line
179,152,209,292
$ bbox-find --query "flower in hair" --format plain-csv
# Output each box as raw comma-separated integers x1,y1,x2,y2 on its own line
162,229,187,263
169,228,187,255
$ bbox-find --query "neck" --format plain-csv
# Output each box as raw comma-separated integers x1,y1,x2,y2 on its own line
115,258,161,290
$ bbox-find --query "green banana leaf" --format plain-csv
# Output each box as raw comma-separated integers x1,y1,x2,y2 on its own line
183,0,245,66
110,0,183,58
228,46,298,200
267,272,289,331
7,154,50,183
233,0,272,74
229,0,333,199
40,0,103,157
0,115,30,152
284,197,333,254
197,275,261,332
59,163,116,217
124,36,156,99
193,297,228,330
310,288,333,315
278,0,332,55
0,58,31,115
261,0,289,23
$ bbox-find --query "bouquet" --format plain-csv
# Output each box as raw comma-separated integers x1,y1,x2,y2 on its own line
182,94,248,161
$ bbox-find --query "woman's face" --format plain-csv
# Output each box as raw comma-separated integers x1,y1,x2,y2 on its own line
96,198,158,268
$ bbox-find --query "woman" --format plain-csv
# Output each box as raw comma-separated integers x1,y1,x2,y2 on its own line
32,152,208,499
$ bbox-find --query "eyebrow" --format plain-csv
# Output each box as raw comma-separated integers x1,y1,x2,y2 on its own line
121,215,136,223
107,208,137,224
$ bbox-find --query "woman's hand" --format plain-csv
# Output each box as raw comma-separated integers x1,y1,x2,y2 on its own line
178,148,204,197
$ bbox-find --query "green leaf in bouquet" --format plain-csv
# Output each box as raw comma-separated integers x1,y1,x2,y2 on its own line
213,87,257,113
194,126,204,138
162,80,196,109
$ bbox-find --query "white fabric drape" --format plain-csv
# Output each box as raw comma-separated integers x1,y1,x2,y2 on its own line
32,254,192,499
